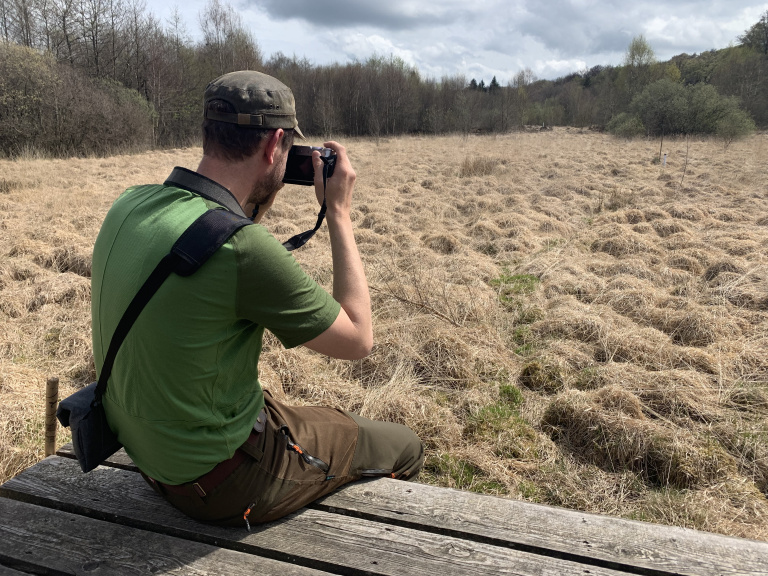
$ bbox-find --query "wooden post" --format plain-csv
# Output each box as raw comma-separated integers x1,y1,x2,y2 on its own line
45,377,59,457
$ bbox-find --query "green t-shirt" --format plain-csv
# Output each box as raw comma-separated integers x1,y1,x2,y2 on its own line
91,175,340,484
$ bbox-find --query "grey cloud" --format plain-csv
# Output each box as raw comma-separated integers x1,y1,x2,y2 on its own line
510,1,729,55
513,1,632,54
234,0,768,81
250,0,464,30
591,29,634,54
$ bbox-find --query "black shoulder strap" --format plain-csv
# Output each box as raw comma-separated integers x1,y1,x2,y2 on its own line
94,209,252,401
164,167,247,218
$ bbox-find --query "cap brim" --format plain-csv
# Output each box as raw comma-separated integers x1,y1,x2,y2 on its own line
294,124,306,140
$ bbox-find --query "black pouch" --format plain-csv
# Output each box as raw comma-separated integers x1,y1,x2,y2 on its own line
56,382,122,473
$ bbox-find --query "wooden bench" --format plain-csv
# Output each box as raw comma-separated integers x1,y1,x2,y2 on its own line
1,445,767,575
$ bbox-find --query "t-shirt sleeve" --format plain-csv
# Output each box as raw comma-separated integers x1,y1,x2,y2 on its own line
232,224,340,349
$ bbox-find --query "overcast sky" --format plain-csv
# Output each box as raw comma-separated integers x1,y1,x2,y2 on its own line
155,0,768,82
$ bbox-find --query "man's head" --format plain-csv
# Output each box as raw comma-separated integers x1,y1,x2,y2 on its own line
202,70,303,162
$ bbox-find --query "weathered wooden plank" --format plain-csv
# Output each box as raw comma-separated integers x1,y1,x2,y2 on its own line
56,443,768,576
1,456,630,576
57,442,136,471
0,564,31,576
0,498,332,576
314,477,768,576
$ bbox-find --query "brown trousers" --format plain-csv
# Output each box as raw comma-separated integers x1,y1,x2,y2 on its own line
144,390,424,528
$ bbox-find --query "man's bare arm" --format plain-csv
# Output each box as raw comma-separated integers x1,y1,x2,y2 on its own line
303,141,373,360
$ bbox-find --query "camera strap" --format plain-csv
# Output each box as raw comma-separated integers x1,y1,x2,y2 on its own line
166,164,330,252
281,158,330,251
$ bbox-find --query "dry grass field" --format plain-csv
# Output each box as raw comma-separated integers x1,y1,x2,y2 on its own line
1,129,767,540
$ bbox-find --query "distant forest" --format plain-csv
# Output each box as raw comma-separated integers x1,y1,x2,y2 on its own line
1,0,766,155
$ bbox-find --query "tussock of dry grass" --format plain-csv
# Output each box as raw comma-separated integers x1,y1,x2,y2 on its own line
542,388,736,489
2,131,767,540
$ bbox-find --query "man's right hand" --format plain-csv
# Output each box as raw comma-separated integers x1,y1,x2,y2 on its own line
312,141,356,217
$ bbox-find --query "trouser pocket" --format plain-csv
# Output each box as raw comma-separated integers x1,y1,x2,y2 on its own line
278,424,330,475
261,389,359,482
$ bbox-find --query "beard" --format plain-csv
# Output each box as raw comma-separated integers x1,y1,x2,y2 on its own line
248,158,286,207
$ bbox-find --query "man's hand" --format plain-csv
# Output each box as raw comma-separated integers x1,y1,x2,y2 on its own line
312,141,356,217
303,141,372,360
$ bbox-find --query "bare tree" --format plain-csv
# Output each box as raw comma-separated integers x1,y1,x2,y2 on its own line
77,0,109,75
124,0,148,94
335,61,364,135
103,0,126,80
0,0,13,42
12,0,36,46
165,5,193,98
509,68,534,128
198,0,260,76
50,0,78,64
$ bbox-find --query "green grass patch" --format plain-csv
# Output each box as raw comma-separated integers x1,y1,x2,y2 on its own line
490,271,540,299
511,325,537,356
490,270,543,325
493,415,544,460
423,453,480,489
467,403,516,433
466,393,544,461
423,453,507,495
574,367,601,390
499,384,524,408
473,479,507,495
518,480,543,502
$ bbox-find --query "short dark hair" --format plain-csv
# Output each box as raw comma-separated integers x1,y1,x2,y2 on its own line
202,99,294,162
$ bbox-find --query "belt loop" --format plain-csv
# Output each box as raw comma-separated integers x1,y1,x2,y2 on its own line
253,407,267,433
142,472,164,497
240,430,265,462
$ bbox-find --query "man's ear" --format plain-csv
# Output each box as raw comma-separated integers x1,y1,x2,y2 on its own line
263,129,284,165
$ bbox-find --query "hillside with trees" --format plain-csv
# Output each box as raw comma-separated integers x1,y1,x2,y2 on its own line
0,0,765,156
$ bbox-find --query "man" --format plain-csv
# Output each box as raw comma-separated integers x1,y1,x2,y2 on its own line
91,70,423,528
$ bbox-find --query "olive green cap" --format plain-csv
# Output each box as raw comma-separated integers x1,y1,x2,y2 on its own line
204,70,305,139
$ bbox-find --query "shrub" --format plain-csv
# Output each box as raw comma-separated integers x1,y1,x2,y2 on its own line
626,78,757,138
0,43,155,156
716,108,756,149
631,78,688,136
0,44,58,155
607,113,645,138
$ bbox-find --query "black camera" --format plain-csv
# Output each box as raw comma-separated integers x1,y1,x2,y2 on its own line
282,145,336,186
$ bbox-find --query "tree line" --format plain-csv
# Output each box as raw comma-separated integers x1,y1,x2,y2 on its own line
0,0,766,156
